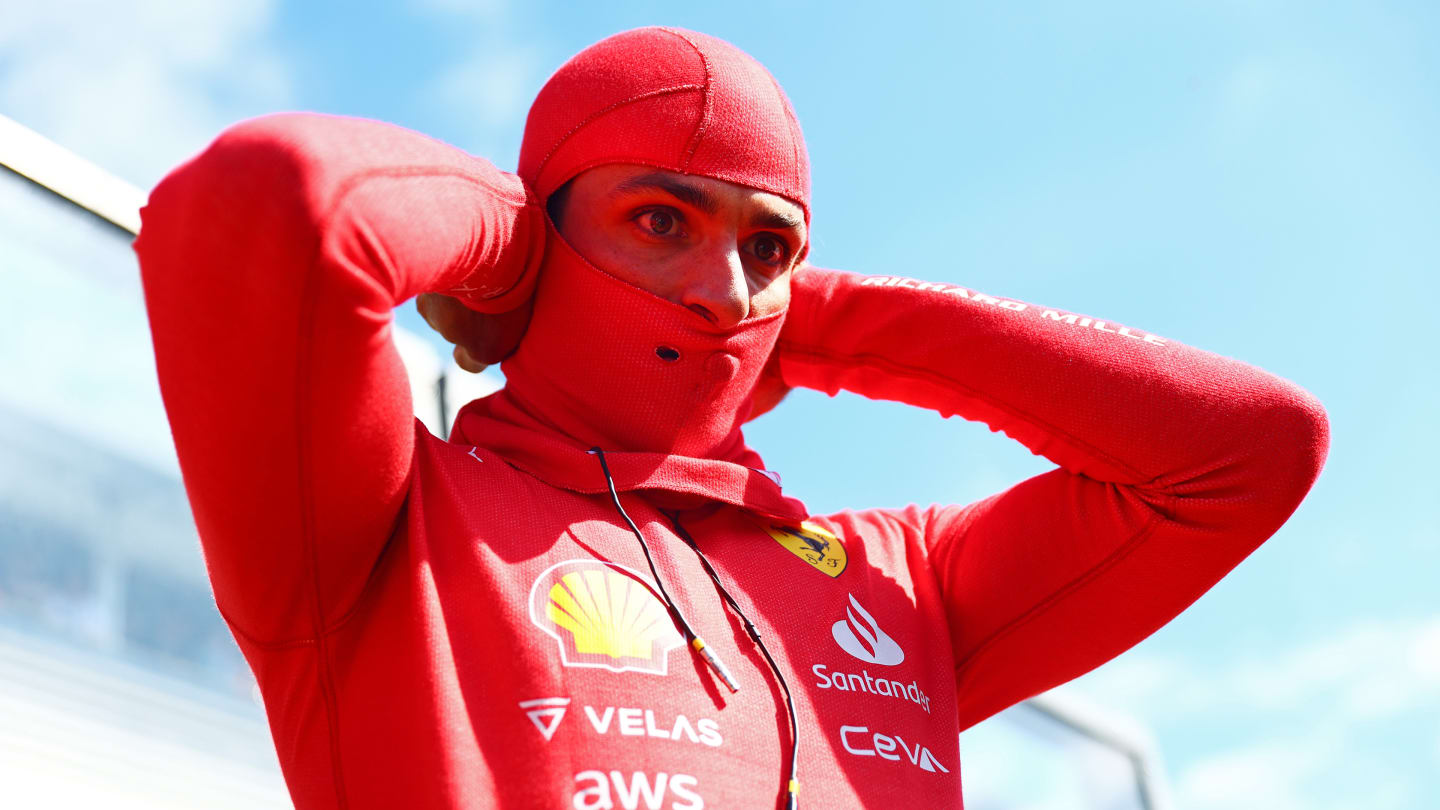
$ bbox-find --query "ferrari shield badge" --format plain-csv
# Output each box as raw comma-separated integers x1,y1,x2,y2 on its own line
757,519,847,578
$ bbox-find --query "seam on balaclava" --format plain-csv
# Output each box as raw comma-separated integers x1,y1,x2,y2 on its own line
761,71,803,206
661,27,714,172
774,74,804,204
531,84,705,182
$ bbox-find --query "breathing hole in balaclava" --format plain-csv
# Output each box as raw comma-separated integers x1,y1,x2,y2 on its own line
655,346,681,362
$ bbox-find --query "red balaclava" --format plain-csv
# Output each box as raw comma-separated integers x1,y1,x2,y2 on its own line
496,26,810,460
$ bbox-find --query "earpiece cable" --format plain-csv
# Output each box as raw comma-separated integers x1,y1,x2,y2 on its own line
587,447,800,808
664,511,802,810
588,448,740,693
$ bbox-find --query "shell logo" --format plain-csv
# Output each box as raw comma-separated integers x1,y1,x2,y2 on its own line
528,560,684,676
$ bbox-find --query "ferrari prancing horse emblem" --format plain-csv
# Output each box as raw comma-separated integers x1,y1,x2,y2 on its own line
759,520,847,578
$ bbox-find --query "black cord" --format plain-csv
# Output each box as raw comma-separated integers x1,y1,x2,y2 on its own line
587,448,740,693
664,511,802,810
586,446,799,809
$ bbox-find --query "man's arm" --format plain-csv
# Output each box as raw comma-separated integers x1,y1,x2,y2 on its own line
135,112,543,644
779,268,1329,731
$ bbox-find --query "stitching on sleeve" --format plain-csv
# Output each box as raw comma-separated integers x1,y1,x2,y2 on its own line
777,343,1156,484
326,167,534,300
951,507,1165,677
293,225,352,809
339,165,530,204
217,604,317,650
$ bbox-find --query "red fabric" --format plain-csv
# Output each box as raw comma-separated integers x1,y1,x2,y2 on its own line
493,220,786,458
777,270,1330,729
519,27,809,216
490,25,809,485
135,27,1328,810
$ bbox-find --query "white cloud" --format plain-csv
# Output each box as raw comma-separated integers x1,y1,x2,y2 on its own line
414,8,546,171
0,0,292,187
1069,617,1440,810
1411,620,1440,678
424,45,541,141
405,0,535,153
1177,738,1327,810
1176,731,1417,810
1081,618,1440,722
1175,732,1413,810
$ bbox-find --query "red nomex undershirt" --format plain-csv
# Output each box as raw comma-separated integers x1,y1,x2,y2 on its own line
136,27,1328,810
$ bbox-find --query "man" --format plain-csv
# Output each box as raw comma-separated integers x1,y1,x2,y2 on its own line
135,26,1328,810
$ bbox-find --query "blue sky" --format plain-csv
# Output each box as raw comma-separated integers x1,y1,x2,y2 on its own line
4,0,1436,807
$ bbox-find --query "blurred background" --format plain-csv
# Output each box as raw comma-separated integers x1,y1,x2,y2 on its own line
1,1,1435,808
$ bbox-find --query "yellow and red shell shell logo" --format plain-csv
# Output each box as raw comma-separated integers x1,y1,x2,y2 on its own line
528,560,684,675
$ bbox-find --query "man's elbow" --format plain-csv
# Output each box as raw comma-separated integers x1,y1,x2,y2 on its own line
1222,376,1331,534
146,115,325,232
135,114,332,294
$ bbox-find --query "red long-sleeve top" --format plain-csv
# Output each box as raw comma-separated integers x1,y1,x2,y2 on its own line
136,113,1328,809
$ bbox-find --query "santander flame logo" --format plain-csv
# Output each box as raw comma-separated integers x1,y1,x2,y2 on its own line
832,593,905,666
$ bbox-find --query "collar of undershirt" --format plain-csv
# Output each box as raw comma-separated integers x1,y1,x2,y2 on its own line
448,389,809,522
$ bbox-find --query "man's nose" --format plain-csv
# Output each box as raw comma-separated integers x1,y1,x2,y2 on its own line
679,242,749,329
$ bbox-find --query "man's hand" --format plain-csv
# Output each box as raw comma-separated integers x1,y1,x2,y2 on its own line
416,293,535,372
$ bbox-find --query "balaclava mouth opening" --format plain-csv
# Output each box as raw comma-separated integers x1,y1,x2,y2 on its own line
497,26,812,459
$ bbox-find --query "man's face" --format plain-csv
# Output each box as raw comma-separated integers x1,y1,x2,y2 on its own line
551,164,808,328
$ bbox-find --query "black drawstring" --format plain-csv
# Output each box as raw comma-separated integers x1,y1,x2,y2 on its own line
588,447,801,810
587,448,739,692
664,511,802,810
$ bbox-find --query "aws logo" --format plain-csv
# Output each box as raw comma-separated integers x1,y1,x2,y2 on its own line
529,560,683,676
755,518,847,577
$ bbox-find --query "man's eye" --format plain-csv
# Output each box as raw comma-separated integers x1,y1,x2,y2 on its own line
638,210,678,236
752,235,789,265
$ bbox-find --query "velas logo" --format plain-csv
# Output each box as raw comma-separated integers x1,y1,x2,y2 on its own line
518,697,570,741
517,697,724,749
529,560,683,675
832,593,904,666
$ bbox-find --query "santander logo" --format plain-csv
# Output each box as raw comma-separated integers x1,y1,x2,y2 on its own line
832,594,905,666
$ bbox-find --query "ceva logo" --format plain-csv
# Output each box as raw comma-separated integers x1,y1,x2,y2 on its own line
529,560,683,675
832,594,905,666
840,725,950,774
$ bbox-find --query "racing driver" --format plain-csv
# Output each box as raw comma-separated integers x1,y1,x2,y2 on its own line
135,26,1329,810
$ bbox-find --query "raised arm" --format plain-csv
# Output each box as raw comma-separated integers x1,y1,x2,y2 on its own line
135,112,543,643
778,267,1329,730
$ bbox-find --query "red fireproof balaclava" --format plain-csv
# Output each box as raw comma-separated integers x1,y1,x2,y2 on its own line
497,26,811,459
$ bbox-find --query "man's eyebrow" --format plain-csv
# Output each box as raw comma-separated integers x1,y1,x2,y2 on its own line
609,173,805,232
609,173,719,215
750,209,805,232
